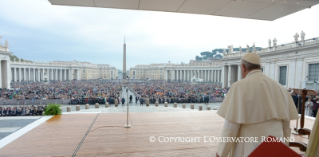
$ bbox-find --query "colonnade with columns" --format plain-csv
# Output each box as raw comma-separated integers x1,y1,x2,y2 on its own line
165,69,222,82
10,66,81,82
0,59,10,88
222,64,241,88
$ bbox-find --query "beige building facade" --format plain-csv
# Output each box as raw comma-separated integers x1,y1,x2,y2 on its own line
130,61,223,82
0,37,117,89
222,34,319,90
129,33,319,91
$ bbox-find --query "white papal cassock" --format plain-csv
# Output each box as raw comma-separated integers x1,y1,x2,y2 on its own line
217,70,299,157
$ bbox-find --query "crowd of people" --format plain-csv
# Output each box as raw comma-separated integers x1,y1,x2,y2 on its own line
3,80,123,104
128,80,228,104
1,80,229,104
289,88,319,117
2,79,318,117
0,105,45,117
0,80,230,116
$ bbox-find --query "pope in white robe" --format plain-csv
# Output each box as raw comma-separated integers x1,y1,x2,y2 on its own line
216,53,299,157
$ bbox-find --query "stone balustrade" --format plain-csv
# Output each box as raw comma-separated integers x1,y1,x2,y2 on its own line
223,37,319,59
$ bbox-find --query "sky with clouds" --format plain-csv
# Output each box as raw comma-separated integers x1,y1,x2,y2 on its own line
0,0,319,69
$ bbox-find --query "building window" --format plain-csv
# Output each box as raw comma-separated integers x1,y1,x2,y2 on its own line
309,63,319,81
279,66,287,85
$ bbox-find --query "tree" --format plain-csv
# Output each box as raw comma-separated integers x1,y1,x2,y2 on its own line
9,55,32,62
195,56,203,60
195,46,262,60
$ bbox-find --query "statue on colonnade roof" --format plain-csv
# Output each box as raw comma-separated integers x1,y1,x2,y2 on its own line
273,38,277,47
301,31,305,41
294,33,299,42
268,39,271,47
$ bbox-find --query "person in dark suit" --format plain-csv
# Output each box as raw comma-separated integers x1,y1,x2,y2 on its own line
129,95,132,103
140,97,144,106
311,96,319,117
121,97,125,106
291,92,298,110
204,95,210,104
0,107,5,116
135,96,139,104
5,108,12,116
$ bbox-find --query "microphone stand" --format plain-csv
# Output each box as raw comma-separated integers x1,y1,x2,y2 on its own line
294,76,308,133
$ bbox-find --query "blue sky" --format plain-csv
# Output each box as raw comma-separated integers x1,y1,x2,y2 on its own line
1,0,319,69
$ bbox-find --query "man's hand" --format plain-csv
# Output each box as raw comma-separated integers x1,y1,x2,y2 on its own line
216,153,220,157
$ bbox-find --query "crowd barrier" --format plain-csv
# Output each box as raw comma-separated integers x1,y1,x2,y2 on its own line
129,90,224,103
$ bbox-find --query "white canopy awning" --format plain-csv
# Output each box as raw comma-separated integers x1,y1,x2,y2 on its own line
48,0,318,21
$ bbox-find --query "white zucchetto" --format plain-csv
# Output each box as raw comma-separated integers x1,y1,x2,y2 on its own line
242,53,261,65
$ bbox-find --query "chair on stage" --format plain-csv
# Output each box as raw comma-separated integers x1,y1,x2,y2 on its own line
248,111,319,157
291,89,316,135
288,89,317,156
249,88,318,157
289,111,318,157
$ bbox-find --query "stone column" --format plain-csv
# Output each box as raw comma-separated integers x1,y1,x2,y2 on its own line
60,69,62,81
238,65,242,81
202,70,204,80
183,70,186,81
3,60,10,88
172,70,175,81
228,65,232,87
42,68,44,81
78,69,81,80
215,70,217,82
38,69,40,81
28,68,30,81
222,66,227,88
12,67,16,82
212,70,214,82
191,70,193,80
24,68,26,81
33,68,35,81
64,69,66,81
206,70,208,82
55,69,57,80
18,67,21,82
69,69,72,80
34,68,36,81
212,70,215,82
57,69,59,81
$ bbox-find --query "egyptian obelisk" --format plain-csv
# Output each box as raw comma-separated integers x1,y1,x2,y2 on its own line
123,37,126,84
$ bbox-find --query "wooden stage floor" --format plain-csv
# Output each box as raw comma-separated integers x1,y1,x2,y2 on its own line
0,111,314,157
